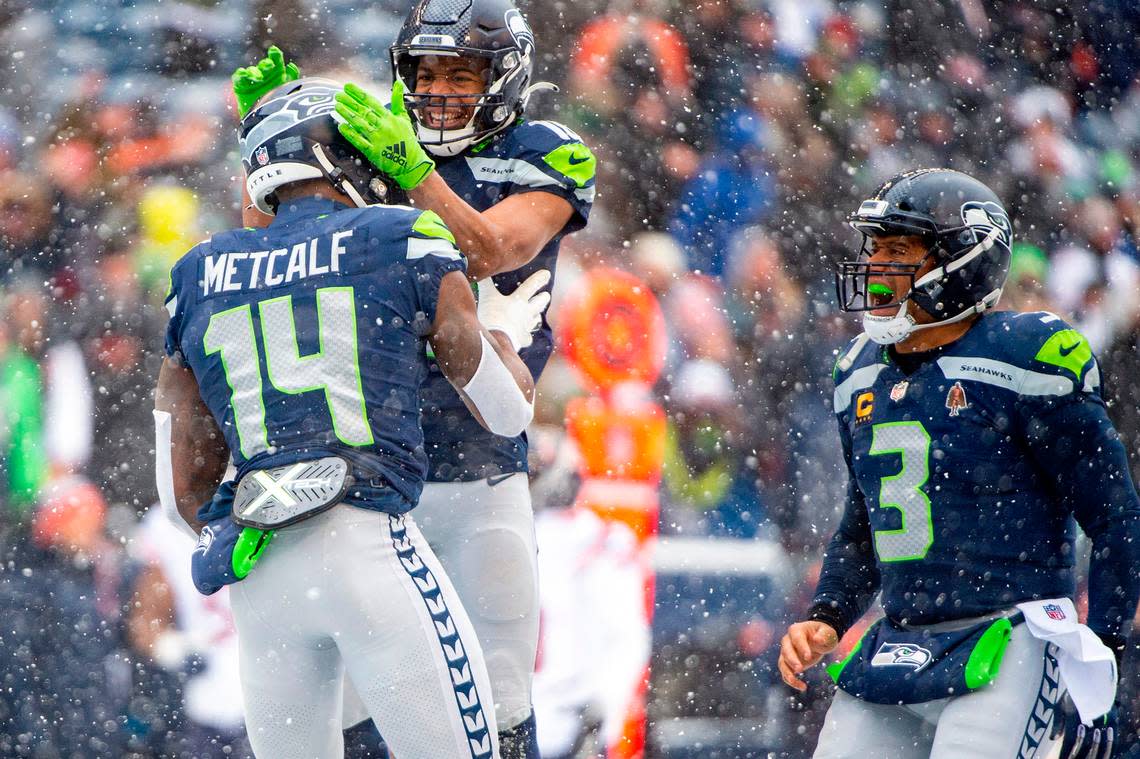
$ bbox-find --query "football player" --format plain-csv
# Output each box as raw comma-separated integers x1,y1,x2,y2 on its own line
154,78,550,759
778,169,1140,758
230,3,594,755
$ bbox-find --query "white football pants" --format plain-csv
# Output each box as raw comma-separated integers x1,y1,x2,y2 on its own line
414,473,540,731
813,622,1064,759
230,505,499,759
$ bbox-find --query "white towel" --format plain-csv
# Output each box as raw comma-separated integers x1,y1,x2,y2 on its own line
1016,597,1117,723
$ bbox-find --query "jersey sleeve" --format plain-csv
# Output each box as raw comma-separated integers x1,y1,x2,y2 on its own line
502,121,596,235
808,420,882,637
1013,315,1140,648
404,210,468,337
163,246,201,365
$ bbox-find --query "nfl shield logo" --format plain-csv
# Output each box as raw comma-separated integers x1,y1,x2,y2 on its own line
1043,603,1066,621
890,381,908,402
255,145,269,166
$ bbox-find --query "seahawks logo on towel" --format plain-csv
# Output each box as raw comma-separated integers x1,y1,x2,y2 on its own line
871,642,933,671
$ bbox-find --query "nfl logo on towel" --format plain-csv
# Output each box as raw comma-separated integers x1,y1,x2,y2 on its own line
1043,603,1066,621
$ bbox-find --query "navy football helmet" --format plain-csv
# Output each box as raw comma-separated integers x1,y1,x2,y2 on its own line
240,78,400,215
390,0,550,156
835,168,1013,344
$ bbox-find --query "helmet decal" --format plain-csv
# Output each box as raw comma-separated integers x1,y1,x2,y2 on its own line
240,78,402,214
504,9,534,57
960,201,1011,249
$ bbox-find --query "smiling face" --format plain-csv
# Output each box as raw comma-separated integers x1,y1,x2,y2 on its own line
412,55,490,131
865,234,935,319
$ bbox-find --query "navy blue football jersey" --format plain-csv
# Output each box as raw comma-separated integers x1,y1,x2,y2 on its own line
421,119,595,481
813,310,1140,640
164,196,466,513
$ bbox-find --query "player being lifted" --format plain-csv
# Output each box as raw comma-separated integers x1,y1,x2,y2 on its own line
154,78,552,759
230,3,594,755
779,169,1140,759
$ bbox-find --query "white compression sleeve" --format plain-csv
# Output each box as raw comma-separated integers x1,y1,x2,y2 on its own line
153,409,199,540
461,333,534,438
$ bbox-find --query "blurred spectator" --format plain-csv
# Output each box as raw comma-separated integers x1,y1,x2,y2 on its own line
1047,195,1140,350
127,505,251,757
664,275,734,364
0,171,61,280
529,426,649,759
1000,241,1057,314
79,234,166,511
660,359,773,540
669,107,776,276
0,479,136,755
570,1,697,232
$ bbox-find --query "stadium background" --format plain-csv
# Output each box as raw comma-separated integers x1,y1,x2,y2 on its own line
0,0,1138,756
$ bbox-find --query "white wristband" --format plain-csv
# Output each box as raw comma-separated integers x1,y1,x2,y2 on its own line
461,333,533,438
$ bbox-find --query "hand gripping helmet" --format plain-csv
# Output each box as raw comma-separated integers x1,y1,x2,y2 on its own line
389,0,551,157
240,78,401,215
835,168,1013,345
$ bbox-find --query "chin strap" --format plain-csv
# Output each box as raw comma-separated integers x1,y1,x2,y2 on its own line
312,143,369,207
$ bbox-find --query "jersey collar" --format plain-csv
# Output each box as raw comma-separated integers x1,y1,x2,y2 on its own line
272,196,352,223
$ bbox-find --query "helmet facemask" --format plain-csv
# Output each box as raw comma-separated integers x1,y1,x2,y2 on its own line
391,47,531,157
835,226,1007,345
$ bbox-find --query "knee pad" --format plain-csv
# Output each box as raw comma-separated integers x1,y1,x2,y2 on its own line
465,527,537,623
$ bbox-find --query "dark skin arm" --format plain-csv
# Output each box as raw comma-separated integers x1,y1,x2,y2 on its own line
241,179,575,280
127,564,177,657
408,176,574,279
155,358,229,533
428,270,535,428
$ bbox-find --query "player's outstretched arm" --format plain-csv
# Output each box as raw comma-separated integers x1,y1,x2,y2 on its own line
778,621,839,692
155,357,229,532
335,82,575,279
430,270,536,437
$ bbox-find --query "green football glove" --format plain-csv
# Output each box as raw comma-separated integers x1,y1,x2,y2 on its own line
232,45,301,118
335,80,436,191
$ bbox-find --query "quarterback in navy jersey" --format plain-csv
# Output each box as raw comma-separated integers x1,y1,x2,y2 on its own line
154,79,547,759
778,169,1140,759
229,2,593,755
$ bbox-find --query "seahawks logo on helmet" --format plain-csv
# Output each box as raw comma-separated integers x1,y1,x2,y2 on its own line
960,200,1011,249
504,9,534,56
871,642,933,671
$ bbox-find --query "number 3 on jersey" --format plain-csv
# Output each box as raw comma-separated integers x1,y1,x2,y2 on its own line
869,421,933,562
203,286,373,459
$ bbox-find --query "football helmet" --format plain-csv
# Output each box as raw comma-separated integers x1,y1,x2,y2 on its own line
835,168,1012,345
389,0,550,157
240,78,400,215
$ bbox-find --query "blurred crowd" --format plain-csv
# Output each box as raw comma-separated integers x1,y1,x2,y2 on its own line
0,0,1139,756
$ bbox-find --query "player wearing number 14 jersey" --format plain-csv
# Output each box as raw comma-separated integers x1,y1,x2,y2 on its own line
778,169,1140,759
154,79,552,758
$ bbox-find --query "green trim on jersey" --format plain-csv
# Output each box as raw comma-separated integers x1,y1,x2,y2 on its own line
1035,329,1092,382
826,623,874,683
412,210,456,245
542,142,596,189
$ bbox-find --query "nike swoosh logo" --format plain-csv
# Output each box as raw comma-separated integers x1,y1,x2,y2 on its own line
567,153,590,165
1058,342,1081,357
486,472,517,486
